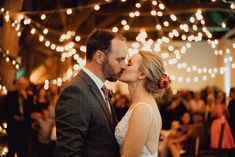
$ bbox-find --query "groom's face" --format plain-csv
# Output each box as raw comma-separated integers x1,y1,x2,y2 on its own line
102,38,128,82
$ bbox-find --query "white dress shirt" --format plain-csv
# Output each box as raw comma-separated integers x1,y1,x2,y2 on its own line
82,67,111,113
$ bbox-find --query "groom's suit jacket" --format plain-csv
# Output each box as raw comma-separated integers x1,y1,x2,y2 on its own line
55,70,120,157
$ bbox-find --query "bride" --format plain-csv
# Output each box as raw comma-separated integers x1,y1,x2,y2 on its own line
115,51,169,157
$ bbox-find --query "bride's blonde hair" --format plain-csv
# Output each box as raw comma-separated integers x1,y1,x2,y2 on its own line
138,51,167,94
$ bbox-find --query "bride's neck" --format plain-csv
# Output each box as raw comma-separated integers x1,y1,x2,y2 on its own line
128,83,153,104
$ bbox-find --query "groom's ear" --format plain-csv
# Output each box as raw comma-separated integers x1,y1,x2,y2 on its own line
95,50,105,64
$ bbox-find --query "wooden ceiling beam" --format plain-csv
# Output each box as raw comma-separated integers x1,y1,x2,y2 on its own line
69,8,93,30
56,0,67,28
118,26,228,33
97,2,235,16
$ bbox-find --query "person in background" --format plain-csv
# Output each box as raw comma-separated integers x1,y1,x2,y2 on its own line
113,95,130,121
48,84,59,120
210,91,235,149
166,120,183,157
32,109,55,157
228,87,235,140
189,91,205,124
4,77,34,157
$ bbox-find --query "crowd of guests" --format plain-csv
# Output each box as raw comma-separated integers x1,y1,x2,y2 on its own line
0,77,59,157
158,86,235,157
0,77,235,157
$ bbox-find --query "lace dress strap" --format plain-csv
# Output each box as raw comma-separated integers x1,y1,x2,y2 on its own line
135,102,159,157
135,102,155,122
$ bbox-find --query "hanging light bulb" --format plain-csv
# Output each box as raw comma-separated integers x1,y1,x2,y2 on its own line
157,11,163,17
163,21,169,27
66,9,72,15
155,24,162,30
112,27,118,32
231,3,235,9
135,3,141,8
121,20,127,25
40,14,46,20
170,14,177,21
151,10,157,16
43,29,48,34
30,28,36,34
152,1,158,6
222,22,226,28
159,3,165,10
94,5,100,11
129,12,135,18
39,35,44,42
75,35,81,42
124,25,130,30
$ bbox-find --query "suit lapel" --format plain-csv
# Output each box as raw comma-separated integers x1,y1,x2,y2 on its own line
110,101,118,126
79,70,115,132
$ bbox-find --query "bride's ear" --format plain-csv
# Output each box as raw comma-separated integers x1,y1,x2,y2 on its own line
138,72,146,80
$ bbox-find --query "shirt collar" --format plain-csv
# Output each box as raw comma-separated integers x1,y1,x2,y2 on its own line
82,67,104,90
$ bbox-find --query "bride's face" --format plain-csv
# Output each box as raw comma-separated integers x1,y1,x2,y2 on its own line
119,53,142,83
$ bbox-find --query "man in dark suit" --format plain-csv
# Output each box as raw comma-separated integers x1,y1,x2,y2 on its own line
55,29,128,157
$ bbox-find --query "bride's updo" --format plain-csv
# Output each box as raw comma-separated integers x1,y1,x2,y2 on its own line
138,51,169,94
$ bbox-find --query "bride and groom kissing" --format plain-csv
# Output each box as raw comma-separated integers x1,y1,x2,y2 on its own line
55,29,169,157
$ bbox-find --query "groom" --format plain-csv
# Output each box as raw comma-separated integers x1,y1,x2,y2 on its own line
55,29,128,157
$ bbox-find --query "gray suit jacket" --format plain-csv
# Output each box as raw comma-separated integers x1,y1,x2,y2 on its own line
55,70,120,157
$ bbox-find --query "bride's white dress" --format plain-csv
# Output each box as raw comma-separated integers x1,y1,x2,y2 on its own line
115,102,162,157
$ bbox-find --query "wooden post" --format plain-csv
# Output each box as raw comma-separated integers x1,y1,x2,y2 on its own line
0,0,24,91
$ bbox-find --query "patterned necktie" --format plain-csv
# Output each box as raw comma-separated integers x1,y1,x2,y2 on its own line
101,85,109,100
101,85,118,126
101,85,111,114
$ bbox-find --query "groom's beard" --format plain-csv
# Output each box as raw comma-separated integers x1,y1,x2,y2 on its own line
102,60,124,82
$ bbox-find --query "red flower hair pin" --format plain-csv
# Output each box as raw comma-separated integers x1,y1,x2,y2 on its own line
159,74,169,89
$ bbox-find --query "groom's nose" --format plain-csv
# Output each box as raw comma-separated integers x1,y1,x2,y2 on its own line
120,60,127,70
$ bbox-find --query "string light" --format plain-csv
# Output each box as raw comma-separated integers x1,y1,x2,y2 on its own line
158,3,165,10
40,14,46,20
231,3,235,9
169,74,214,83
124,25,130,30
0,47,20,70
0,1,111,16
222,22,226,28
94,5,100,11
135,3,141,8
155,24,162,30
1,0,234,87
152,1,158,6
157,11,163,17
112,27,119,32
1,9,81,55
30,28,36,34
75,35,81,42
151,10,157,16
0,122,8,156
170,14,177,21
43,58,86,88
0,78,7,95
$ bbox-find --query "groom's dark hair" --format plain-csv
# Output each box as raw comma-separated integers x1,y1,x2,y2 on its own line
86,29,126,61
